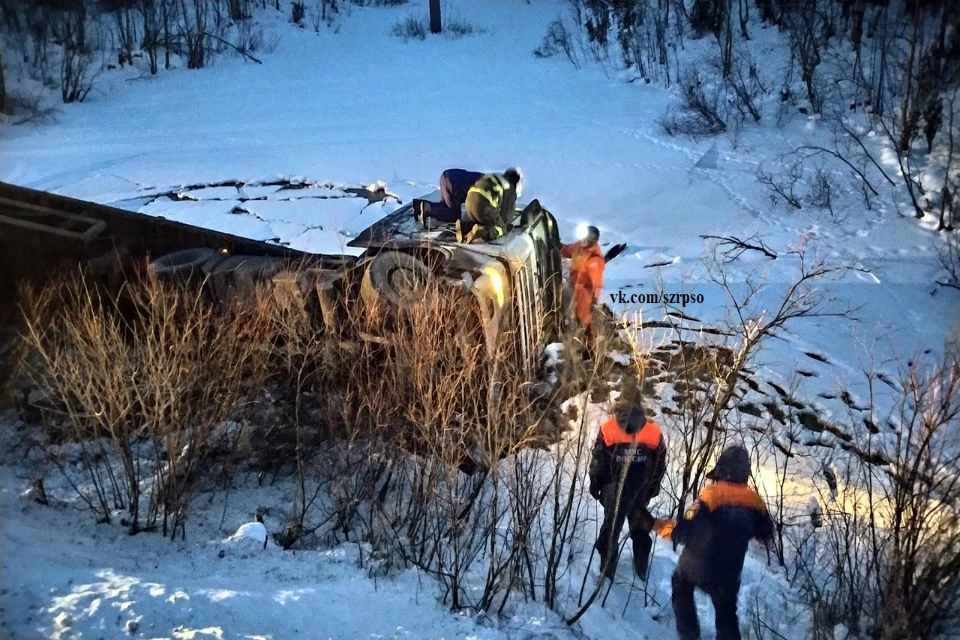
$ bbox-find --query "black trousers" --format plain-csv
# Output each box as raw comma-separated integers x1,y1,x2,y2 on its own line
595,485,654,579
464,191,508,241
672,568,741,640
426,172,464,223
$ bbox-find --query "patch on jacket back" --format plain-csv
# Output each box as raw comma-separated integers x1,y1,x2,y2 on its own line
613,448,651,464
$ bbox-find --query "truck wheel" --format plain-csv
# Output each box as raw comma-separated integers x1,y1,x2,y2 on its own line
148,248,220,281
360,251,431,312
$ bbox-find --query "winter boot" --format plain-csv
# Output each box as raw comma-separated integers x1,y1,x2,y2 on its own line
600,552,618,579
456,219,480,244
413,200,431,228
633,552,649,581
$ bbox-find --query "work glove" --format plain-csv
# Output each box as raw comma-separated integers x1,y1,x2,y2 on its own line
653,518,676,540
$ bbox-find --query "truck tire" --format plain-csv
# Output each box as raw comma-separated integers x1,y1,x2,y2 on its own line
148,248,220,282
207,255,284,306
360,251,431,313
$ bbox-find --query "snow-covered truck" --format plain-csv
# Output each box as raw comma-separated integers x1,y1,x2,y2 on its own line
0,181,564,379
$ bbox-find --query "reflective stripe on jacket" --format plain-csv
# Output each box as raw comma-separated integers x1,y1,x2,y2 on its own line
468,173,509,210
600,417,662,448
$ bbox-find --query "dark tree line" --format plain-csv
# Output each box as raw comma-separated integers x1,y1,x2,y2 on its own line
540,0,957,247
567,0,958,114
0,0,272,107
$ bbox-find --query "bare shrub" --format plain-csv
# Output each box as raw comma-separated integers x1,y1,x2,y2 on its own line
60,44,98,104
659,72,727,137
291,1,305,25
312,0,341,32
138,0,162,74
535,18,580,68
54,7,101,104
261,270,598,615
782,0,823,114
937,90,957,232
690,0,726,38
790,347,960,639
726,52,766,123
443,12,484,39
757,159,803,210
390,12,481,41
19,270,273,538
233,20,268,53
4,89,59,125
660,241,846,524
807,166,836,215
937,231,960,291
179,0,209,69
391,15,427,41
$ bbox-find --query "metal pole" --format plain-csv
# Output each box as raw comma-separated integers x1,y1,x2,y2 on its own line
429,0,441,33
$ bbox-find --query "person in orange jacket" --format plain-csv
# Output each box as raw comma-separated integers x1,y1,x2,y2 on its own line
561,225,605,330
589,393,667,580
654,444,774,640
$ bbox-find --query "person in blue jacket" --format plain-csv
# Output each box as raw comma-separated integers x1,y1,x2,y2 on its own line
413,168,484,226
656,444,774,640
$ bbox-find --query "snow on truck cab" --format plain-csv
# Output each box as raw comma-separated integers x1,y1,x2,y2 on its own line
0,182,564,380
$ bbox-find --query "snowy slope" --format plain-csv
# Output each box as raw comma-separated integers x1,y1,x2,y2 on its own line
1,1,957,639
0,463,564,640
1,402,804,640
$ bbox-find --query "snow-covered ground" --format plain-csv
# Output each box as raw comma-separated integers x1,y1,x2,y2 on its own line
2,1,957,639
1,440,569,640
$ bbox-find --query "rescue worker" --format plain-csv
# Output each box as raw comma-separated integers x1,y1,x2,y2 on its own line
413,168,484,226
561,226,605,331
589,389,667,580
458,167,523,243
654,444,774,640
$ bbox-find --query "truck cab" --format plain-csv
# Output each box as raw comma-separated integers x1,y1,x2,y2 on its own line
348,192,563,379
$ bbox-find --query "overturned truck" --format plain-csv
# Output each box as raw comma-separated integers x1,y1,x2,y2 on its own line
0,181,564,380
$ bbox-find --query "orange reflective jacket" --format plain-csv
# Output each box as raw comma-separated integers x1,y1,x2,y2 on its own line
599,417,662,449
562,241,605,300
589,412,667,502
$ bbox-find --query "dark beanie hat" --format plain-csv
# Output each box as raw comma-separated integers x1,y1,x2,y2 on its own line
706,445,751,484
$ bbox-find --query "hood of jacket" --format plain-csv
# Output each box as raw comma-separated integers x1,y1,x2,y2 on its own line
706,445,751,484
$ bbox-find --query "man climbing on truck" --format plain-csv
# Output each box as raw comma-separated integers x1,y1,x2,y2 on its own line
457,167,523,243
413,168,484,227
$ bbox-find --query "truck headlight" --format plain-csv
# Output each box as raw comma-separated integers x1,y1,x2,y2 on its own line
482,266,505,308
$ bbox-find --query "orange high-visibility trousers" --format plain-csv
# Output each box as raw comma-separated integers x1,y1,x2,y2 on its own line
562,240,605,327
572,280,595,326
